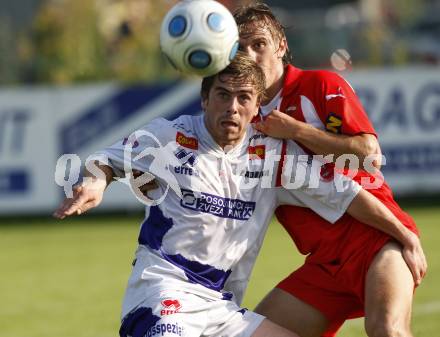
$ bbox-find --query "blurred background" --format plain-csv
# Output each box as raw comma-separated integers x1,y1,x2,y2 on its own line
1,1,439,337
1,0,440,85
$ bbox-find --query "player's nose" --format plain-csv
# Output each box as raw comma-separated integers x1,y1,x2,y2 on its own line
239,44,257,61
226,97,239,114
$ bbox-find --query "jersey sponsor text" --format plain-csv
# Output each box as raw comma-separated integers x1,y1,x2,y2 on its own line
176,132,198,150
180,189,255,220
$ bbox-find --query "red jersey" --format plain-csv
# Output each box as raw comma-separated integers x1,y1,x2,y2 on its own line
270,65,418,262
279,65,376,137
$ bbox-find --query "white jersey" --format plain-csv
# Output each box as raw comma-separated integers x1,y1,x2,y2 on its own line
94,115,360,318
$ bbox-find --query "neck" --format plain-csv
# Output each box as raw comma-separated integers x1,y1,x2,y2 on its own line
219,140,239,151
216,136,245,152
262,64,285,106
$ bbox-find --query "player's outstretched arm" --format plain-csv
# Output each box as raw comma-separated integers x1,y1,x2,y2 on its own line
347,189,427,286
132,170,159,194
53,163,114,219
254,110,382,168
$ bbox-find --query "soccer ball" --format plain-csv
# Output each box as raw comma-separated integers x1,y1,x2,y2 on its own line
160,0,239,77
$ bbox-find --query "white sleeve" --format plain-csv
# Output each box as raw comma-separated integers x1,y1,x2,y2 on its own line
89,118,177,178
277,140,361,223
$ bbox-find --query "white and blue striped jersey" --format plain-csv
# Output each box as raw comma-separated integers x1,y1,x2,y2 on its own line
94,115,360,317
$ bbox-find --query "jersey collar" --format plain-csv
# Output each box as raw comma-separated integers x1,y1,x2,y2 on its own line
260,89,282,117
281,64,302,98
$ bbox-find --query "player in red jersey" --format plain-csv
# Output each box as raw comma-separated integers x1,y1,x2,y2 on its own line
234,3,426,337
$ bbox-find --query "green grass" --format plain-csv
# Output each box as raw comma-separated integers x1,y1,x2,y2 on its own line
245,206,440,337
1,206,439,337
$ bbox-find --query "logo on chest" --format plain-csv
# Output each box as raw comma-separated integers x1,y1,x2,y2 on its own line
248,145,265,160
173,148,198,176
176,132,198,150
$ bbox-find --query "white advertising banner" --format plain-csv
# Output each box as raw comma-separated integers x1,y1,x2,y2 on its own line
0,67,439,215
0,89,58,213
346,67,440,194
0,82,202,214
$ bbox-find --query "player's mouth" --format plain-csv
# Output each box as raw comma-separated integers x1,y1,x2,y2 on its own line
220,120,239,129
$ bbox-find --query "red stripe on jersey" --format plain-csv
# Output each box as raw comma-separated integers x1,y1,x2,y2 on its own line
275,140,287,187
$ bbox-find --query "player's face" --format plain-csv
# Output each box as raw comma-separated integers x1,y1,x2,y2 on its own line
203,75,259,149
239,22,286,94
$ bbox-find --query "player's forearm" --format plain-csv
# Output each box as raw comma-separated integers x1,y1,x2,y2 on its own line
346,189,416,246
293,123,381,168
83,162,115,189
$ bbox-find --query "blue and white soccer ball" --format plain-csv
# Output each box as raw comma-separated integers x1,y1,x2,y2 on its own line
160,0,239,77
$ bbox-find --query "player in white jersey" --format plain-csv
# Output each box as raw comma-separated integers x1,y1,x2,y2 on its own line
53,53,425,337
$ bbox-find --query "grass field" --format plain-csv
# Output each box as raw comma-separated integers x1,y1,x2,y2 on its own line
1,205,439,337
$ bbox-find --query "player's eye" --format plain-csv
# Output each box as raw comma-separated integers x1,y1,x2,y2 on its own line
239,95,251,103
253,41,266,50
217,92,229,100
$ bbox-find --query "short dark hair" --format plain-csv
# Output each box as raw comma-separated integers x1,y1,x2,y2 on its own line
201,51,266,102
233,2,292,65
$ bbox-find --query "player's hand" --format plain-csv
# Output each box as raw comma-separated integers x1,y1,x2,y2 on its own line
53,178,107,219
253,110,300,139
402,234,428,286
132,170,158,195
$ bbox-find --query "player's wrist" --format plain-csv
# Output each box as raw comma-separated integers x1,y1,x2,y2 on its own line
82,173,108,192
401,229,419,249
84,163,115,188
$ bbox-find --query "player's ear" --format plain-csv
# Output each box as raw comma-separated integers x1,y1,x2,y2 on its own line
277,38,287,59
253,101,260,117
201,98,207,111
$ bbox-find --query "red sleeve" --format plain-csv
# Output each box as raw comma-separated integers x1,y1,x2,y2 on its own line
315,71,377,137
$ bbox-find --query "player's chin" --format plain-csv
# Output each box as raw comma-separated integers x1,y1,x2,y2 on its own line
217,132,239,146
219,126,240,138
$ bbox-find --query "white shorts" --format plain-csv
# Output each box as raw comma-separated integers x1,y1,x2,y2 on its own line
119,288,265,337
